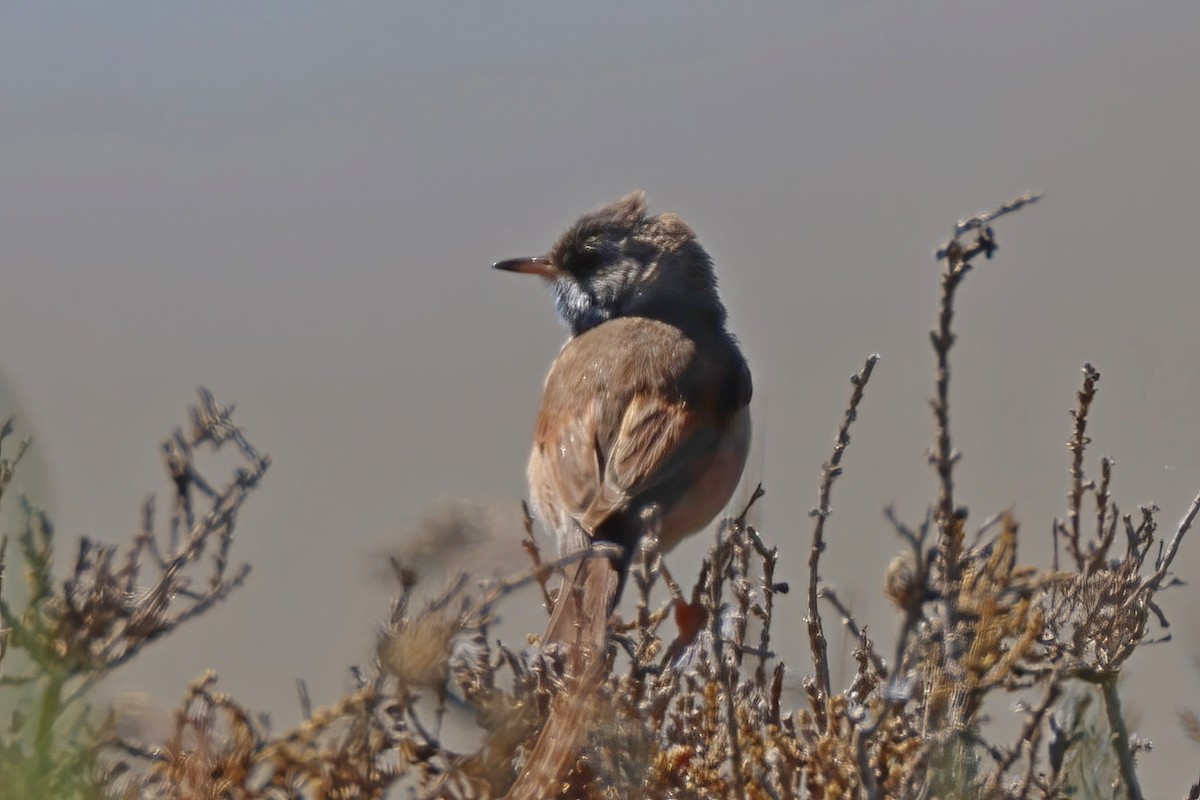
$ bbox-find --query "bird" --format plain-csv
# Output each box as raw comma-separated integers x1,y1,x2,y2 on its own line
493,190,752,797
495,189,752,658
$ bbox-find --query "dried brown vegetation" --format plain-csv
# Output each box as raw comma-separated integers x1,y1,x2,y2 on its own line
0,389,268,797
2,195,1199,799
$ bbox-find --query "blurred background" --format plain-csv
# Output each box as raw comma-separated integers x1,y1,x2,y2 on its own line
2,2,1198,791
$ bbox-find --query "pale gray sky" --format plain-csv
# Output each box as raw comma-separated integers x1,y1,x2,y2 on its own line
3,2,1199,791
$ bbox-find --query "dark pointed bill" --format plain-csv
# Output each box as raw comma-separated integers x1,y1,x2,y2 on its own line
493,256,560,278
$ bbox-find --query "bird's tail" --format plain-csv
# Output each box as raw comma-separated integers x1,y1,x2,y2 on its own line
508,550,626,800
541,548,624,651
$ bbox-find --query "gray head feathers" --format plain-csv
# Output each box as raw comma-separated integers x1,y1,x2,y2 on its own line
546,191,726,337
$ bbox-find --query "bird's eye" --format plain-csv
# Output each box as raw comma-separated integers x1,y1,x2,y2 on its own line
567,238,604,273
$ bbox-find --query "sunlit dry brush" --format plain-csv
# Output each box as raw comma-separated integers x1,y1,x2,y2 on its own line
3,193,1199,799
0,389,268,797
468,193,1197,800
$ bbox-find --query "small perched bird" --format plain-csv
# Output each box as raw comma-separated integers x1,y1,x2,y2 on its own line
495,190,752,655
495,191,752,797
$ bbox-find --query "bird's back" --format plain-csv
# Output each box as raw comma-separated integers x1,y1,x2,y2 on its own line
529,316,750,555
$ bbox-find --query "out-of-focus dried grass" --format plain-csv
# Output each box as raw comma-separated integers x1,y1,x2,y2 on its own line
2,193,1199,799
0,389,268,797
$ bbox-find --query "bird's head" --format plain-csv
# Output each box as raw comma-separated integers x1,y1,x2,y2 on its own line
494,191,727,336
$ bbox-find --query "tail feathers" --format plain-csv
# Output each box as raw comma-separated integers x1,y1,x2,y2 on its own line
541,553,623,651
503,651,609,800
505,546,628,798
504,554,621,799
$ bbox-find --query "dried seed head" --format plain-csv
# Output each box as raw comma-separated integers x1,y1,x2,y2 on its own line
377,606,461,690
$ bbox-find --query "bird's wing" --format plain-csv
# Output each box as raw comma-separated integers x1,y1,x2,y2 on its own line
580,390,714,534
534,317,742,538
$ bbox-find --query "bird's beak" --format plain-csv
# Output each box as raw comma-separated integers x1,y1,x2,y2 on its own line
493,256,561,279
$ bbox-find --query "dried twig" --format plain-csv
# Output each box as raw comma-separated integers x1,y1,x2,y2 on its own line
1064,363,1100,569
807,354,879,727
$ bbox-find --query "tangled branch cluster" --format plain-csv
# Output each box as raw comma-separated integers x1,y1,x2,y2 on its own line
0,389,268,797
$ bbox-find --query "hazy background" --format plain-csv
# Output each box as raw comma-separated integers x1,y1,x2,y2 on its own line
3,2,1199,791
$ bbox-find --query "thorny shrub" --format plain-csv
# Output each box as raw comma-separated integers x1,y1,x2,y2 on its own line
1,195,1198,799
